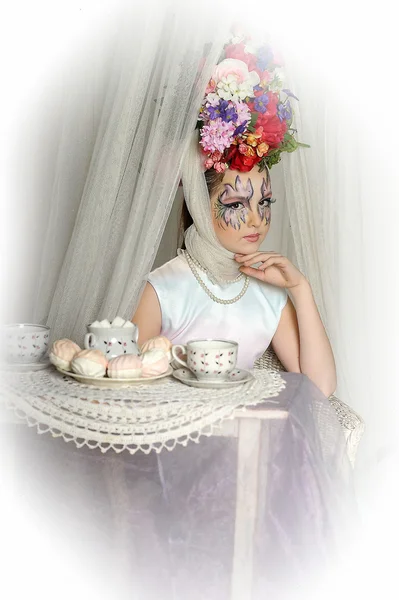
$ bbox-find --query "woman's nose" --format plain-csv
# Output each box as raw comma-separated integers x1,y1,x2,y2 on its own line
246,208,262,228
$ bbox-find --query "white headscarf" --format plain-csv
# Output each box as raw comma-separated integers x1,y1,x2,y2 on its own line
179,130,241,284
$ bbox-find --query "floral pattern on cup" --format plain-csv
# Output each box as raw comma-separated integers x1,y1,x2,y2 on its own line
84,324,140,359
172,339,238,381
2,324,50,364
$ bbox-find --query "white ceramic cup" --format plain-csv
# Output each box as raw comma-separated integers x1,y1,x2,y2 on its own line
171,339,238,381
2,323,50,364
84,324,140,359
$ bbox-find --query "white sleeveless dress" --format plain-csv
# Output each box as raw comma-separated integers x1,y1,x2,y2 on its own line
148,255,288,369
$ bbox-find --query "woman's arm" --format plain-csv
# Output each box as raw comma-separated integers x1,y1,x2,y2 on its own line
131,282,162,346
236,251,337,397
271,284,337,397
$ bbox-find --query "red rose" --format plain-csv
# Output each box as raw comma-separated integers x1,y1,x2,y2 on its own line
264,92,279,116
256,114,287,148
225,42,258,72
224,145,261,172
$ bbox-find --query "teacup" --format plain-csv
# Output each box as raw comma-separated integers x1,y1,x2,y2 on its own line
171,339,238,381
84,323,140,359
2,323,50,364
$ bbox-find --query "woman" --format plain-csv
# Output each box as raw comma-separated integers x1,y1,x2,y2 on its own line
132,35,337,398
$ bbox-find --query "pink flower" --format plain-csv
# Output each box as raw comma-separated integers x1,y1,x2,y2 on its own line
200,118,236,153
214,162,226,173
205,79,216,94
212,58,259,88
211,150,222,162
235,101,251,125
204,158,214,170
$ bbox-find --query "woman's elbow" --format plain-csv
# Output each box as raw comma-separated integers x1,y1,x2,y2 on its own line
317,376,337,398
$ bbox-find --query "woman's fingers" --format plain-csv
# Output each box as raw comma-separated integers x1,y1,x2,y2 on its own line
235,251,280,264
257,257,285,270
241,254,283,267
239,265,265,280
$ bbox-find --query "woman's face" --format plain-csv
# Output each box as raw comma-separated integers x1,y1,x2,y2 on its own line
210,166,272,254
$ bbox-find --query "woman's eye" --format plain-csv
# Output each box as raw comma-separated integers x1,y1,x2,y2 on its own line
259,198,272,207
226,202,243,210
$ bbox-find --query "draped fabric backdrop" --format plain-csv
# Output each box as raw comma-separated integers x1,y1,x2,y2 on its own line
30,2,231,344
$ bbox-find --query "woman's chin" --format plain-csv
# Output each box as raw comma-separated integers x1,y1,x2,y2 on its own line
237,239,262,253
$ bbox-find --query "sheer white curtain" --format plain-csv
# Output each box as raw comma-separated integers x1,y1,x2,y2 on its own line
31,2,231,345
274,29,399,473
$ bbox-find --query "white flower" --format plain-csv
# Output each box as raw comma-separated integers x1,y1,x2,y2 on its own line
206,93,220,107
212,59,260,102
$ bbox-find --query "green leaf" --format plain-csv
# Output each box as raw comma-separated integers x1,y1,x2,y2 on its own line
249,112,259,128
265,151,282,168
280,134,298,153
296,141,311,148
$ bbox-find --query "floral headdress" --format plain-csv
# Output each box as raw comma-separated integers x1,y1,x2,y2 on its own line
197,31,309,173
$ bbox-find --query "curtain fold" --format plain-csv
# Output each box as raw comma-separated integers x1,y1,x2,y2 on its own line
38,3,231,345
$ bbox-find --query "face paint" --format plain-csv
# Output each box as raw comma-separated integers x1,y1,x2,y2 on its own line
214,175,253,230
258,171,275,225
214,173,274,230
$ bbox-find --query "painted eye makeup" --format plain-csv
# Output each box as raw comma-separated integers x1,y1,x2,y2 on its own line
223,201,243,210
258,197,276,206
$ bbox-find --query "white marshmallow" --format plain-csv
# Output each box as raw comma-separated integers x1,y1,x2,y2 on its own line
108,354,142,379
122,321,135,328
141,336,172,361
141,349,169,377
49,338,81,371
71,349,108,377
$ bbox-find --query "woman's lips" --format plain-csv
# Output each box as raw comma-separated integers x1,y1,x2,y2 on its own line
243,233,260,242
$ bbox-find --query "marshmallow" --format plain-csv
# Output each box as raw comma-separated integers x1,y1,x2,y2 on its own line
71,349,108,377
141,336,172,361
107,354,143,379
122,321,135,328
141,349,169,378
49,339,81,371
90,320,101,328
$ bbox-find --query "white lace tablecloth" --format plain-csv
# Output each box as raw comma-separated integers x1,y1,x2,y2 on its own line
0,367,285,454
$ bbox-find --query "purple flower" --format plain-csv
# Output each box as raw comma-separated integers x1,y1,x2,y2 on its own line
282,89,299,101
234,121,248,136
277,101,293,122
208,100,238,123
254,94,269,114
219,99,237,123
257,46,273,71
208,105,221,120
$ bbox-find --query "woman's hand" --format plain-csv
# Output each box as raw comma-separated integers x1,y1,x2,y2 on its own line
235,251,307,289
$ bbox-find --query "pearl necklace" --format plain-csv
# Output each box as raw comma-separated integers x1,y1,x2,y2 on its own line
183,250,250,305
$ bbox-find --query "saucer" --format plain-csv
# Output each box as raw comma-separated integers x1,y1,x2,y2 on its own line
55,365,173,388
173,368,254,389
0,357,51,372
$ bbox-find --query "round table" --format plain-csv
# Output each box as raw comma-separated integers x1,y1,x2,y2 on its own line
0,370,356,600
